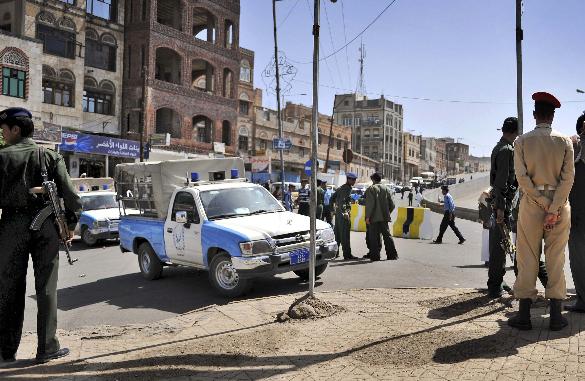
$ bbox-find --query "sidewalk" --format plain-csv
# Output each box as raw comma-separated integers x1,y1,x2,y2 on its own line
3,288,584,381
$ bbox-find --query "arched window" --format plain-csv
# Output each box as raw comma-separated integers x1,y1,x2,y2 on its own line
222,121,231,146
36,12,76,59
258,131,268,151
193,115,213,143
83,77,114,115
191,59,214,92
155,47,182,84
224,20,234,49
85,31,117,72
0,48,28,99
156,0,182,30
156,108,182,138
222,68,233,98
240,59,250,82
192,7,216,43
42,66,75,107
238,126,249,151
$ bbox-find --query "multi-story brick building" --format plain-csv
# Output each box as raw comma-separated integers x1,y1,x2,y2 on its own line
236,46,261,159
445,141,469,175
403,131,420,181
123,0,241,156
434,138,447,177
333,94,404,181
0,0,127,176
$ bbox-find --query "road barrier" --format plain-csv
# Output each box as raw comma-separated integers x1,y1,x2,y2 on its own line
350,204,367,232
392,207,434,240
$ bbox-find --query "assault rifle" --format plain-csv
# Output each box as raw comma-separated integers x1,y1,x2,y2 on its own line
29,148,78,265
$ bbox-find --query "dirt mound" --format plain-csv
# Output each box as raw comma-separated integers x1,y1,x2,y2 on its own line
276,295,345,322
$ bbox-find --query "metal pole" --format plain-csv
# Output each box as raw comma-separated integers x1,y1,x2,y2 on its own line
516,0,524,134
272,0,286,203
140,65,148,162
309,0,320,297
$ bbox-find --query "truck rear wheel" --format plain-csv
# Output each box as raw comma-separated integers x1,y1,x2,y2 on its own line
138,242,163,280
209,254,250,297
293,263,328,280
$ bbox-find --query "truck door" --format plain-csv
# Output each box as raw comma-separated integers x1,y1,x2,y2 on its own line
164,191,204,266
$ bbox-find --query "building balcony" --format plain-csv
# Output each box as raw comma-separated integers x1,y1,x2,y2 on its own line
150,79,237,109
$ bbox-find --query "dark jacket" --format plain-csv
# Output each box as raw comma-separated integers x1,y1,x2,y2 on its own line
365,184,395,223
0,138,81,229
331,183,352,215
490,137,516,210
570,138,585,223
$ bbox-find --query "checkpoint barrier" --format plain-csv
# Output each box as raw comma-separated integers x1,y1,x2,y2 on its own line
350,204,367,232
392,207,434,240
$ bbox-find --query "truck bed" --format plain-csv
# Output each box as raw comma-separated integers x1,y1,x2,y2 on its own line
119,215,169,262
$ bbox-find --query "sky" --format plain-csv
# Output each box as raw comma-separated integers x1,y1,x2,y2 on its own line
239,0,585,157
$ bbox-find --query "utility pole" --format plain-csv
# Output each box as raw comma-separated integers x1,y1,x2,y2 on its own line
272,0,286,204
140,65,148,162
516,0,524,134
357,43,366,171
308,0,320,297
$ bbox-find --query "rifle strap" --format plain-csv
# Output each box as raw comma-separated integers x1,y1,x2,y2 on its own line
38,147,48,183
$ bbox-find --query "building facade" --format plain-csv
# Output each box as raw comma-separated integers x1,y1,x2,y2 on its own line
0,0,127,176
122,0,240,157
403,131,420,181
333,94,404,182
445,142,469,175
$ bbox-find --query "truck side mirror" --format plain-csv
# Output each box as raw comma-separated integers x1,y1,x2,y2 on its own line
176,211,187,224
192,212,200,225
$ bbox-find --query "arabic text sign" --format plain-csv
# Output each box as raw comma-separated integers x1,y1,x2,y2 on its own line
60,131,140,159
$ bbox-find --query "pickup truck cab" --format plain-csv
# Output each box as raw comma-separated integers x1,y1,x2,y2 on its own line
117,159,337,297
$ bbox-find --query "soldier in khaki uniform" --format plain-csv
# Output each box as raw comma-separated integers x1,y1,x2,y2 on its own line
509,92,575,331
364,172,398,261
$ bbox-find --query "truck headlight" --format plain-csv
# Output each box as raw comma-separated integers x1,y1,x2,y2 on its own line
239,240,274,257
94,220,109,228
318,228,335,243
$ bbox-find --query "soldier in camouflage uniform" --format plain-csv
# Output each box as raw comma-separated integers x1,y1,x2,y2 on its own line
331,172,358,260
0,108,81,365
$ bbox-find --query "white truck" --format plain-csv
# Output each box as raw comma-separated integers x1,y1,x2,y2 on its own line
116,158,337,297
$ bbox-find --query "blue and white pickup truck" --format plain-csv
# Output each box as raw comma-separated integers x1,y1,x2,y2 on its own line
75,191,121,246
116,158,337,297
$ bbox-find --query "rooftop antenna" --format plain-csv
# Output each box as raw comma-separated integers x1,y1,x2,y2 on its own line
356,40,366,99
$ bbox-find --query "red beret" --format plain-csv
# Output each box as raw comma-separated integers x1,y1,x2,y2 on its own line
532,92,561,108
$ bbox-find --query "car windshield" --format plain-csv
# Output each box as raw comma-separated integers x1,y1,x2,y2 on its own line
199,186,284,220
81,194,118,211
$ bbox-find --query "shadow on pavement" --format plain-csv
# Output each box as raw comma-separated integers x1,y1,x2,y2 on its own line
433,314,585,364
43,267,322,315
423,290,512,321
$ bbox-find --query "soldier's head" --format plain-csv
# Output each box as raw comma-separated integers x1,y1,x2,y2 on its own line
370,172,383,184
346,172,357,186
0,107,34,145
501,117,519,141
532,92,560,125
577,113,585,135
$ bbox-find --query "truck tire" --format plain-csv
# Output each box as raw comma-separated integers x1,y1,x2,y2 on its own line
293,263,328,280
138,242,163,280
81,226,98,247
209,254,250,297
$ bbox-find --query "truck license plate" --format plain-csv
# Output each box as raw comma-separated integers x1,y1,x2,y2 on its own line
290,249,310,265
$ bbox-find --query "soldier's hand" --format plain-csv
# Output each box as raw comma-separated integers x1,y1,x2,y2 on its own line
496,209,505,224
365,217,370,225
66,231,74,245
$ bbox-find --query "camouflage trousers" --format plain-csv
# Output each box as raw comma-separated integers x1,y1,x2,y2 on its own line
0,213,60,358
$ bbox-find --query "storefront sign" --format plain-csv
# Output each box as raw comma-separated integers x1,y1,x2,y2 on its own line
250,156,271,173
60,131,140,159
33,122,62,143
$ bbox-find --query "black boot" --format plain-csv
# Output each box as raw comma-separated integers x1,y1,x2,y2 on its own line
508,299,532,330
549,299,568,331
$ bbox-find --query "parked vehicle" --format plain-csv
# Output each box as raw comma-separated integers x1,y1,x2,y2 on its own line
116,159,337,297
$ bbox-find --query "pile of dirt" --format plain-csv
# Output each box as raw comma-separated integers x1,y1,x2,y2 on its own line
276,295,345,322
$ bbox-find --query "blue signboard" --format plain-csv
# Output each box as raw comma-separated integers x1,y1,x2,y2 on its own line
304,160,312,176
272,138,292,150
59,131,140,159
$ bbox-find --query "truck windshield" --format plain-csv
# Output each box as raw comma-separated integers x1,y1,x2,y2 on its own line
81,194,118,211
200,187,284,220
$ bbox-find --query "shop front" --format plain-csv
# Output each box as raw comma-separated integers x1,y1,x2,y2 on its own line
59,130,140,178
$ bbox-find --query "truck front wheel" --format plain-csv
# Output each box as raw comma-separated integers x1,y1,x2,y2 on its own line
209,254,250,297
138,242,163,280
293,263,328,280
81,226,98,247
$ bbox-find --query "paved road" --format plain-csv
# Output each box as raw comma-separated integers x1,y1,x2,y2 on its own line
21,197,574,331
